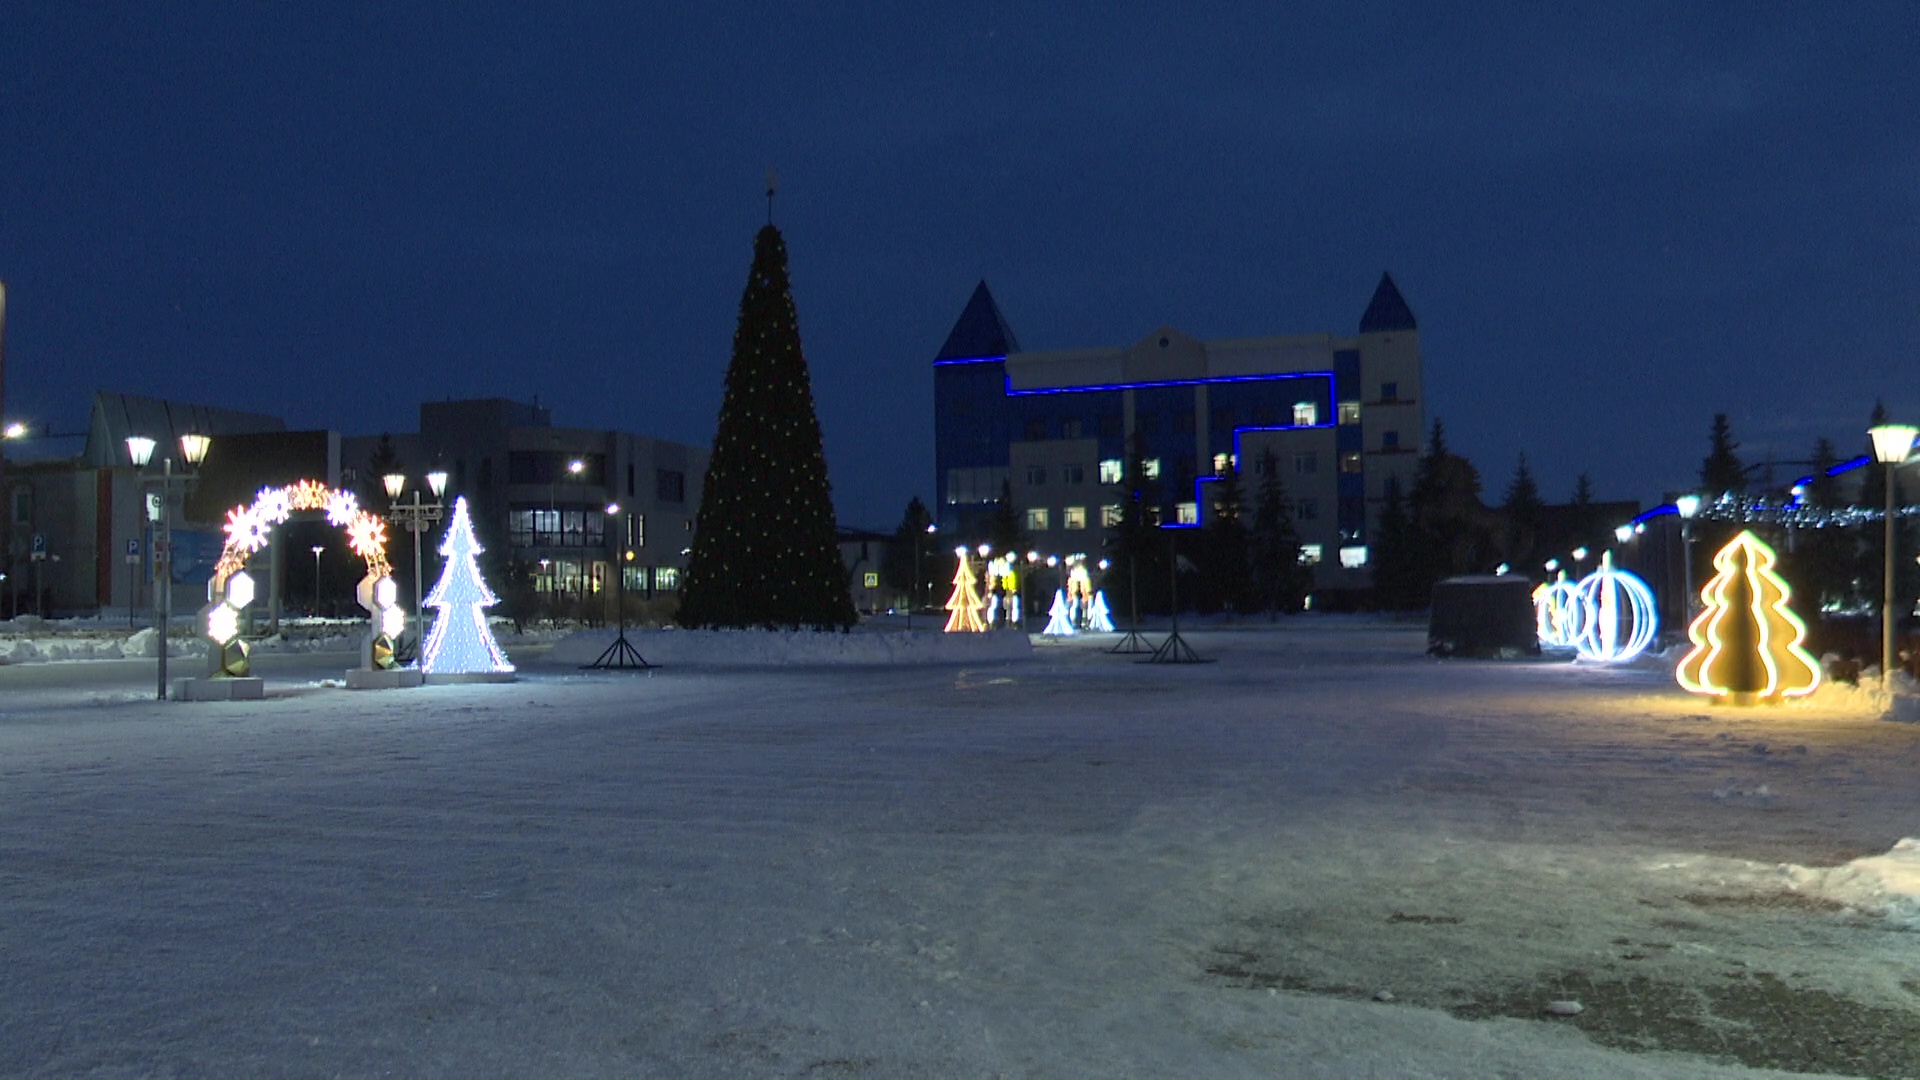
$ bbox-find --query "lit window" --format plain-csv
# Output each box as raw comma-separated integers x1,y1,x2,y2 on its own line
1338,401,1361,425
1025,465,1047,486
1101,504,1124,527
1025,507,1050,531
1063,506,1087,530
1294,452,1317,475
1339,545,1368,569
1176,502,1198,525
1212,453,1229,474
655,567,680,590
1298,544,1323,565
1339,452,1363,473
1143,458,1161,479
1099,459,1123,484
1293,401,1317,426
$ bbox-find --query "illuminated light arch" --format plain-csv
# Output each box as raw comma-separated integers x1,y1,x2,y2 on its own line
1571,552,1658,663
203,480,403,678
1675,530,1820,703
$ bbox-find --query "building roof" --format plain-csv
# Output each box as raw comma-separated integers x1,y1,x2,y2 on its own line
1358,272,1417,334
935,281,1021,361
85,391,287,469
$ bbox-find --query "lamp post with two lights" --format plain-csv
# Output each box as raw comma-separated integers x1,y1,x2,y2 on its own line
383,468,449,665
125,431,211,700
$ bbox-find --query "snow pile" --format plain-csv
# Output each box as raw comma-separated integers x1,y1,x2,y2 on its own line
543,626,1034,666
1781,838,1920,927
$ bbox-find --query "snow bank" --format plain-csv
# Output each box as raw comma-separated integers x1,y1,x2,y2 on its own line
541,626,1034,666
1781,838,1920,926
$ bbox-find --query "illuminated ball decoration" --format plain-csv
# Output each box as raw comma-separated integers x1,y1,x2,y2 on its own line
1571,552,1658,663
1532,572,1586,650
1675,530,1820,703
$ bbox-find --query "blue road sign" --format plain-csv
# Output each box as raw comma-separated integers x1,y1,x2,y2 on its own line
126,538,141,557
30,532,46,560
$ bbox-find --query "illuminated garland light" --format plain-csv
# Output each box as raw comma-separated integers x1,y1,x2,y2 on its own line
1571,552,1658,663
206,480,398,679
422,497,514,675
1675,530,1820,703
1043,590,1077,635
943,549,987,633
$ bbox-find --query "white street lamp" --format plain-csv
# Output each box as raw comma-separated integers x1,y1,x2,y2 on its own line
385,469,449,665
1675,494,1703,626
1869,423,1917,685
126,431,210,699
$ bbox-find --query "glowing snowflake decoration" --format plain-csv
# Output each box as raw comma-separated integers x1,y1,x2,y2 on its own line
289,479,332,512
346,512,388,561
325,490,361,527
253,486,293,526
224,505,274,554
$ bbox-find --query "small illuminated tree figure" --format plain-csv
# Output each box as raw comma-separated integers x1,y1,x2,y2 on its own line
1087,591,1115,632
421,497,515,674
1675,530,1818,703
1043,590,1077,635
943,548,986,633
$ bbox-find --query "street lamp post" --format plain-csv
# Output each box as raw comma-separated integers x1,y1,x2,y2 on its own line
583,501,651,670
311,545,325,617
1869,423,1917,685
384,469,449,666
908,522,936,632
1675,494,1702,629
126,431,211,700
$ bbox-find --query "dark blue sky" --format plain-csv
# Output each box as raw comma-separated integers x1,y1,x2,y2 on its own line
3,4,1915,526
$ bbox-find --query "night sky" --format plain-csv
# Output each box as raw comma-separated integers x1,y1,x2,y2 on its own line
3,4,1915,527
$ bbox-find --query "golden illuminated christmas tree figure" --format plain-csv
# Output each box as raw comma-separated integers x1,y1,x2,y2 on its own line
943,548,987,633
1676,530,1820,703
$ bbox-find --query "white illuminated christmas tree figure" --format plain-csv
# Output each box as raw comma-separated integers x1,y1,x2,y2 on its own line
422,496,516,675
1043,589,1077,635
1087,591,1115,632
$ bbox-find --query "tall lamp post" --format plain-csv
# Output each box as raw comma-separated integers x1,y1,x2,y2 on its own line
1869,423,1917,685
584,501,652,670
908,521,936,631
384,469,449,665
126,431,211,700
311,545,325,617
1675,494,1702,628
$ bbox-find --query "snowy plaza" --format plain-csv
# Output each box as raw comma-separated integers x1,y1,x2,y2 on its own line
3,620,1920,1078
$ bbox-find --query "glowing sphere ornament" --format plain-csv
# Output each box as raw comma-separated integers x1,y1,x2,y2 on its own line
1675,530,1820,703
1571,552,1658,663
1533,572,1586,649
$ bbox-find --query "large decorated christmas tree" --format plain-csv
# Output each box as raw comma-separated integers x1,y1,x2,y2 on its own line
679,224,856,630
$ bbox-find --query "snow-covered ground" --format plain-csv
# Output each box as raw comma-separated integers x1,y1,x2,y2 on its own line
3,617,1918,1077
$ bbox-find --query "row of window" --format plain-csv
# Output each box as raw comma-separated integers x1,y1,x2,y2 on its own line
1011,397,1410,443
1021,498,1323,532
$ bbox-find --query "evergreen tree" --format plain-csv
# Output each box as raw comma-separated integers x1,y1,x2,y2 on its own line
880,496,937,608
1566,471,1604,558
1699,413,1747,497
988,478,1027,559
1200,463,1253,613
1500,453,1543,568
1248,447,1307,616
1370,477,1425,610
1408,417,1491,589
1105,431,1168,616
679,225,856,630
1778,436,1857,616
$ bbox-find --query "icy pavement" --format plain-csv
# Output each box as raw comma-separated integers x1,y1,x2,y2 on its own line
2,619,1917,1077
